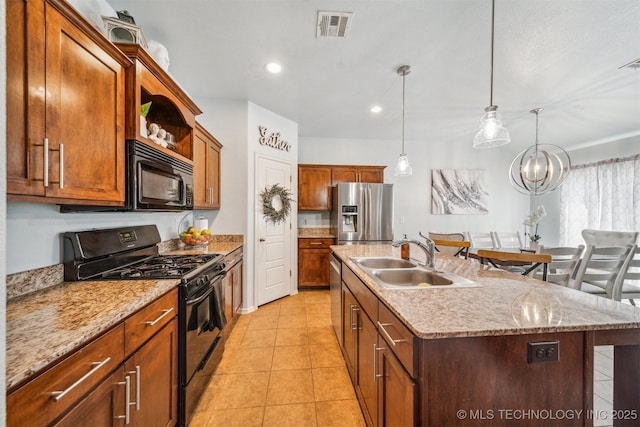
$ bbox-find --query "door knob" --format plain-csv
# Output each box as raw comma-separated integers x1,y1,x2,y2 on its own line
259,238,265,242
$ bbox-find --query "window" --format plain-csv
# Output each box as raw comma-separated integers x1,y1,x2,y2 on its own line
559,155,640,246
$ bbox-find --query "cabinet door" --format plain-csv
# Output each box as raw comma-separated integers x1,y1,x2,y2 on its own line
125,318,178,427
377,345,416,427
54,367,126,427
6,0,46,196
331,166,358,185
192,129,209,207
223,272,234,322
357,311,378,427
341,285,358,382
193,123,222,209
43,2,125,203
357,167,384,183
232,261,243,314
298,247,331,287
298,165,332,210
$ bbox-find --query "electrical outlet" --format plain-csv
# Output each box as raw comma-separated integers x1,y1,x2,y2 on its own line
527,341,559,363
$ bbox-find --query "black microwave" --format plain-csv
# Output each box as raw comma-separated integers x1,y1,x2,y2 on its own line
128,140,193,211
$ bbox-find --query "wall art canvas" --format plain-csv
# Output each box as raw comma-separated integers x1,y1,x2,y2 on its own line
431,169,488,215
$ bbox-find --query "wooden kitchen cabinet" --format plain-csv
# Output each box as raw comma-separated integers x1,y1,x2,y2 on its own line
377,345,416,427
298,238,334,288
125,319,178,427
223,247,244,325
341,284,358,382
331,166,385,185
193,122,222,209
115,43,202,162
298,165,332,210
298,164,386,211
6,0,130,205
7,288,178,427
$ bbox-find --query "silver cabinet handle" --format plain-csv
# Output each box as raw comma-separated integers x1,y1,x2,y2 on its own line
377,321,407,346
43,138,49,187
127,365,141,410
51,356,111,401
59,143,64,189
349,304,360,331
373,344,385,382
145,308,174,326
309,242,323,246
117,375,132,424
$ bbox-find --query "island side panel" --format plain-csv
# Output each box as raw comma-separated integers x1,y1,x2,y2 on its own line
420,331,585,426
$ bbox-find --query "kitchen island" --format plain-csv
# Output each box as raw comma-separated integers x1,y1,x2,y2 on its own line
331,244,640,427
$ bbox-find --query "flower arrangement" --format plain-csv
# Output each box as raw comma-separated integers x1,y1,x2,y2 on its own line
523,205,546,243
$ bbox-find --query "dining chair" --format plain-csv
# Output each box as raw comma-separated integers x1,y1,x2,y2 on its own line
581,229,639,246
611,246,640,305
493,231,524,249
531,245,584,287
569,245,635,298
477,249,552,280
466,232,496,249
427,232,469,258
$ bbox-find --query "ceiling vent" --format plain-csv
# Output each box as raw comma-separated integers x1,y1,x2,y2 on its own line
619,57,640,70
316,11,353,38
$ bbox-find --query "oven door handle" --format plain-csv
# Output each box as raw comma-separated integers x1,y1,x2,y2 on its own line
186,285,214,306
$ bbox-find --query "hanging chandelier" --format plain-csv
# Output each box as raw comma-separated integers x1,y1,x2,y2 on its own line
394,65,413,177
473,0,510,148
509,108,571,195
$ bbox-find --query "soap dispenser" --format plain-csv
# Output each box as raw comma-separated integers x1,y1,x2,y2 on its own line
400,234,410,260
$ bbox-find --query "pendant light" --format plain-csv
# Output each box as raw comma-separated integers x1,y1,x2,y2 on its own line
394,65,413,177
509,108,571,195
473,0,510,148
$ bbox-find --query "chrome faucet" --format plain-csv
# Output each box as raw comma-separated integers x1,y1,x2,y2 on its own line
392,236,436,270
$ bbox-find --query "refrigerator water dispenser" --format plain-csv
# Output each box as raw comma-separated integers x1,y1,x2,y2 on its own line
341,205,358,232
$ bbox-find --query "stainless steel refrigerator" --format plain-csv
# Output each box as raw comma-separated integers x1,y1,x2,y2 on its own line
330,182,394,244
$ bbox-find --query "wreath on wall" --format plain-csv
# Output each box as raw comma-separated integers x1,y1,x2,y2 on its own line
260,184,294,224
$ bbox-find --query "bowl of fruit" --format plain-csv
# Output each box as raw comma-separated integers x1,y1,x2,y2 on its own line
180,226,211,247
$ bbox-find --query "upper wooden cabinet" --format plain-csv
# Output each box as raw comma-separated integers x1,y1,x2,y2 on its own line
6,0,131,205
193,122,222,209
115,43,202,162
298,165,332,211
331,166,385,185
298,164,386,211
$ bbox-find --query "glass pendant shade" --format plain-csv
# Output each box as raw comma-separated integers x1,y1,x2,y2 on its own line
395,154,413,176
473,106,511,148
509,108,571,195
394,65,413,177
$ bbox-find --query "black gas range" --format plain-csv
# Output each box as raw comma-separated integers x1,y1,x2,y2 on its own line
63,224,227,426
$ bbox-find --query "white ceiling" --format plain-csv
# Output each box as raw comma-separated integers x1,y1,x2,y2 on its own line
107,0,640,154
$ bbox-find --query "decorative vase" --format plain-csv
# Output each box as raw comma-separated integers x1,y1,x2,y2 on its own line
529,241,540,251
140,116,148,137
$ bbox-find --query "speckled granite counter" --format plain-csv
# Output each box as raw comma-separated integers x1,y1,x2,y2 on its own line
331,244,640,339
6,235,244,391
298,228,335,239
6,278,179,390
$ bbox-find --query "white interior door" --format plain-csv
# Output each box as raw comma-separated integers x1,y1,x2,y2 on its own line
255,155,293,306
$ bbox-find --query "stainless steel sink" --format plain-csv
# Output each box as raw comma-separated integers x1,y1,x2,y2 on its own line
350,256,480,290
373,269,453,287
351,257,417,269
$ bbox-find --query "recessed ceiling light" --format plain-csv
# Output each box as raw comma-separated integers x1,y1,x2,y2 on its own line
370,105,383,113
266,62,282,74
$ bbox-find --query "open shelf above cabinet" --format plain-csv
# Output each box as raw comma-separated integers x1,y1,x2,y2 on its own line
115,43,202,162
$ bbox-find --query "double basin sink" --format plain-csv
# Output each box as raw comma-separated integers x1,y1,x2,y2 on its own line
351,256,480,290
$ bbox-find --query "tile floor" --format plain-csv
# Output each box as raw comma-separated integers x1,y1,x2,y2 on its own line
190,289,366,427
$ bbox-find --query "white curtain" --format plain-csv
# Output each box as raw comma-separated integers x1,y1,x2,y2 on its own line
559,155,640,246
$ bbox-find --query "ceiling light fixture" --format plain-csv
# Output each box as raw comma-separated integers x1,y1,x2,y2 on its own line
509,108,571,195
394,65,413,177
473,0,510,148
370,105,383,113
266,62,282,74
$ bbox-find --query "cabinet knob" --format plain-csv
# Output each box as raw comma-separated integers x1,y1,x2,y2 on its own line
259,238,266,242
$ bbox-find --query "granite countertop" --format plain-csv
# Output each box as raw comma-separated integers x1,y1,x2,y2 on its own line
331,244,640,339
6,278,179,391
298,228,335,239
6,236,244,391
